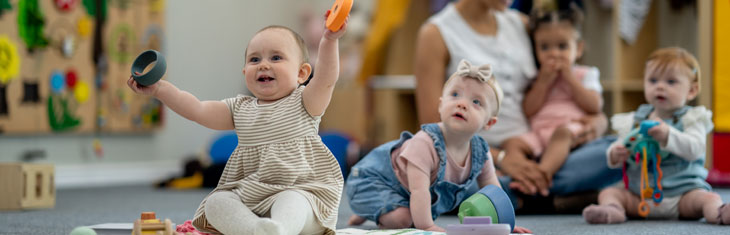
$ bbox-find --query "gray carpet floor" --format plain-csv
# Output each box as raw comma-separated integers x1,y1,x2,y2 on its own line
1,185,728,234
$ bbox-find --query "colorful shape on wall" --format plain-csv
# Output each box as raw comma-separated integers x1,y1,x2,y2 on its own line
73,81,89,103
21,82,41,103
49,19,78,58
76,16,92,38
65,68,78,87
47,94,80,131
149,0,164,14
82,0,106,19
108,23,135,64
17,0,49,51
0,36,20,84
50,70,66,93
0,0,11,17
141,24,164,53
54,0,77,12
0,84,7,116
110,0,129,10
140,98,161,125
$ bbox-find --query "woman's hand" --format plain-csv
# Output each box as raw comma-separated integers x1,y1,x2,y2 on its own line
127,72,161,96
500,150,551,196
323,10,347,40
573,113,608,145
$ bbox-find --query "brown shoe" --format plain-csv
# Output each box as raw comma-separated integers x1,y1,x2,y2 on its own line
553,190,599,214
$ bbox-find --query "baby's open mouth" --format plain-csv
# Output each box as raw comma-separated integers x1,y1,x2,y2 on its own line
257,75,275,82
453,112,466,121
656,95,666,101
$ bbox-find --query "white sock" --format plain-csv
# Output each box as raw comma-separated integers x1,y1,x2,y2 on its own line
205,191,285,235
270,190,325,235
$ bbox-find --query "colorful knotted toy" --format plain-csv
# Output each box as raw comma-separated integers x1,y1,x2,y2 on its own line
623,120,666,217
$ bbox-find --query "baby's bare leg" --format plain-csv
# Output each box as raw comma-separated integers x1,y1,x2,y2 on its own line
539,126,575,177
678,189,726,224
378,207,413,229
583,187,641,224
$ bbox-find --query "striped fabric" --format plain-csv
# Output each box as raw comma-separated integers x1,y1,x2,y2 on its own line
192,86,344,234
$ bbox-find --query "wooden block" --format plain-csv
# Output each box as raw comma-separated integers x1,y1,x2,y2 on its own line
0,163,55,210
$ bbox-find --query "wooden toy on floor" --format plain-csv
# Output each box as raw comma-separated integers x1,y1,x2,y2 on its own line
132,212,174,235
0,163,55,210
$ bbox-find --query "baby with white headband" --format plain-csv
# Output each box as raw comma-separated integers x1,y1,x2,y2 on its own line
345,59,531,233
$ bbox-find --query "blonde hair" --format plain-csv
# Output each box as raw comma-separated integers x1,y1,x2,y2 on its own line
444,60,504,117
645,47,701,92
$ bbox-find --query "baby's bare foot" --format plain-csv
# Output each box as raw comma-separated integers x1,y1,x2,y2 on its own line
582,204,627,224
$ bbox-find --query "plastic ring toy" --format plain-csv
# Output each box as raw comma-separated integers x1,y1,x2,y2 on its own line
638,201,650,217
325,0,352,32
131,50,166,86
653,191,663,203
480,185,515,231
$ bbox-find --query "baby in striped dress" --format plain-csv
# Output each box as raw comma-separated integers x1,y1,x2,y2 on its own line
127,13,348,235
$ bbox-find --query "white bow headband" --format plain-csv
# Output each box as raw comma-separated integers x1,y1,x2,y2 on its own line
454,59,504,115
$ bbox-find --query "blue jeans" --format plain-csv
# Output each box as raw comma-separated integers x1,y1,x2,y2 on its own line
498,136,623,208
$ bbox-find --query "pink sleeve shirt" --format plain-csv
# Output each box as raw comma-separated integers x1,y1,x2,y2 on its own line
391,131,493,190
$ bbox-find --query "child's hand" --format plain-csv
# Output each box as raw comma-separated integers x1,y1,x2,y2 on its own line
610,145,631,166
424,225,445,232
127,72,160,96
537,59,559,85
323,10,348,40
557,59,576,83
647,119,670,145
513,226,533,234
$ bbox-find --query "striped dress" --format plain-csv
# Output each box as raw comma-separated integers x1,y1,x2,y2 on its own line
192,86,343,234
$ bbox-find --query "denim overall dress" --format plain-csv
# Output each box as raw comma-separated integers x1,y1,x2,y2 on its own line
625,104,711,198
345,123,490,223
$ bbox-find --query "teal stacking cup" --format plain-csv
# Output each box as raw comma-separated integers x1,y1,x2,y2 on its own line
131,50,166,86
457,185,515,231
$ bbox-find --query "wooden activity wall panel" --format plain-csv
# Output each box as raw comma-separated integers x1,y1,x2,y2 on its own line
0,0,164,134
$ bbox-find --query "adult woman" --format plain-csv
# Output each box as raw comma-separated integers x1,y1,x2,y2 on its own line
413,0,621,209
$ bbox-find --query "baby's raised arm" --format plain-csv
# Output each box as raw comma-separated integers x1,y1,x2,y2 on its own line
128,78,233,130
302,12,347,116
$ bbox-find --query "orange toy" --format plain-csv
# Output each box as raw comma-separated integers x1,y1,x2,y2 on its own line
325,0,353,32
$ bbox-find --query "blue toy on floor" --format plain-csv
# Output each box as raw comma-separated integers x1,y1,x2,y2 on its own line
454,185,515,233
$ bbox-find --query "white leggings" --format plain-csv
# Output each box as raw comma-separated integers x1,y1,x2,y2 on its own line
204,190,325,235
